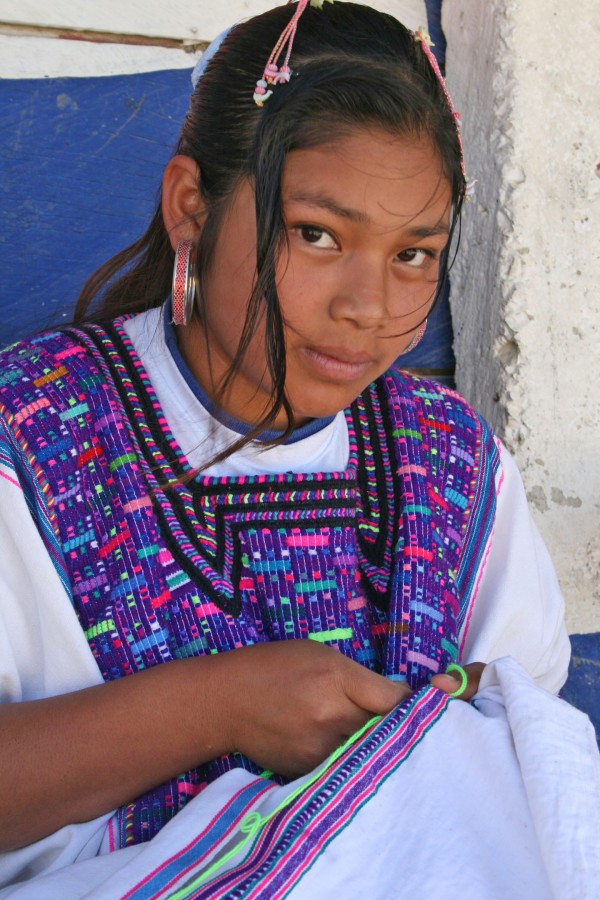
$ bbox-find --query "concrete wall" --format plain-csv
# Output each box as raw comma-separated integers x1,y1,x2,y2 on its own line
444,0,600,636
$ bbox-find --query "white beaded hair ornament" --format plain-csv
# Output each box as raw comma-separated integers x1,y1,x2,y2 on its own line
253,0,333,106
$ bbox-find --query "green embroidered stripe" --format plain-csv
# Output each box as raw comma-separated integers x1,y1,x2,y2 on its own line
109,452,138,471
295,580,337,593
441,638,458,660
392,428,422,440
137,544,160,559
308,628,353,643
59,402,90,421
85,618,115,640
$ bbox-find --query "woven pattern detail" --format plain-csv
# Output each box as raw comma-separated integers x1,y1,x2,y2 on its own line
0,320,499,846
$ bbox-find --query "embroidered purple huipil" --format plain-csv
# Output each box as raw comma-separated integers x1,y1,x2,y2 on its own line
0,319,499,846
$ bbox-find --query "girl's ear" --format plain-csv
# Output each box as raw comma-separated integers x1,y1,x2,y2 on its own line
162,155,206,250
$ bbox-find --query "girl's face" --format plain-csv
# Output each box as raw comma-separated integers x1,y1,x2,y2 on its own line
181,129,452,428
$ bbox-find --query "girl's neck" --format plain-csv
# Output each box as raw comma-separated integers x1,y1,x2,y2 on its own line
166,304,333,443
175,316,300,432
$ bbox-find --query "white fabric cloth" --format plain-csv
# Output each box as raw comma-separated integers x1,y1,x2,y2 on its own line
0,307,580,892
124,307,350,477
2,658,599,899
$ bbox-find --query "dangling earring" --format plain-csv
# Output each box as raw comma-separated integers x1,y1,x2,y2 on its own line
171,239,197,326
404,318,428,353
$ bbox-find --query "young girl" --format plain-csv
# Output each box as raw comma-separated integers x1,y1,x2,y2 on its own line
0,2,598,896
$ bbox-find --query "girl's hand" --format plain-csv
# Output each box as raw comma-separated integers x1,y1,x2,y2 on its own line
221,640,411,778
430,662,486,702
0,645,478,852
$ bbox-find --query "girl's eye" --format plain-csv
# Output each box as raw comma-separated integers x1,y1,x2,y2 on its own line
296,226,338,249
397,248,433,268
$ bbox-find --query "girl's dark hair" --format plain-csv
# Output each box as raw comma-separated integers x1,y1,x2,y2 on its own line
74,2,466,457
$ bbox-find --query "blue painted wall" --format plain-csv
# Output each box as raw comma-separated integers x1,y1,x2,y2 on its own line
1,70,190,343
561,634,600,747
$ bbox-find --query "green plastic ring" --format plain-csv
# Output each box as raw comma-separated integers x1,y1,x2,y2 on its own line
445,663,468,698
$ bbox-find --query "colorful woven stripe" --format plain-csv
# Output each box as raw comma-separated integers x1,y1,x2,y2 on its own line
123,687,449,899
0,319,498,847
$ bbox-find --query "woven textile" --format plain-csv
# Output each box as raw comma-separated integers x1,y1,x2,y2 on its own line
0,320,499,847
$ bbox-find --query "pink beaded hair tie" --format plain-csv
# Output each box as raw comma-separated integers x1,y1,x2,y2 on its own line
414,27,468,188
253,0,332,106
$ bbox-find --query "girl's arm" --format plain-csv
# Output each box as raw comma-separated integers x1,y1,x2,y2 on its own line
459,443,570,693
0,428,479,852
0,641,409,852
0,458,408,852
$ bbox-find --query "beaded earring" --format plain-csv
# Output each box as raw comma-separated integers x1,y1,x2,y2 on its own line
404,318,428,354
171,240,197,327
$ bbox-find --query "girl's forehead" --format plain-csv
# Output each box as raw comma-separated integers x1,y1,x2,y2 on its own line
295,134,438,167
281,130,451,225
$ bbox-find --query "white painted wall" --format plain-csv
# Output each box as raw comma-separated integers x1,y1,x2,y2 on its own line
0,1,426,76
0,0,425,40
445,0,600,633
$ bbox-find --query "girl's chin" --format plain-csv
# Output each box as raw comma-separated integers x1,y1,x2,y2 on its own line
287,393,362,425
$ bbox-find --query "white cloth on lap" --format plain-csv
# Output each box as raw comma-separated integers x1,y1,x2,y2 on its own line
2,658,598,899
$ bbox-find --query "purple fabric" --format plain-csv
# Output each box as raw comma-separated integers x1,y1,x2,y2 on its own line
0,317,498,846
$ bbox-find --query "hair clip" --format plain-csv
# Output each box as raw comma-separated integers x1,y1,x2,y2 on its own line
253,0,333,106
191,28,232,90
414,27,466,183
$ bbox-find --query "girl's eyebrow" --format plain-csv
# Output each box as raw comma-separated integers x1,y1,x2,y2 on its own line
286,192,370,224
407,223,450,238
286,192,450,237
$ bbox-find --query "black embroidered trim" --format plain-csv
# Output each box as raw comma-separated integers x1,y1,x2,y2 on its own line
70,322,398,615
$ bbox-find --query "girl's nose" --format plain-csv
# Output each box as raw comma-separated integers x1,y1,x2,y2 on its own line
328,254,389,329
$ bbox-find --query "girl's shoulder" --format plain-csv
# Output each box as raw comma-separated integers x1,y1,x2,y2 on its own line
0,320,129,410
0,328,81,412
0,325,93,375
0,323,132,480
380,366,493,439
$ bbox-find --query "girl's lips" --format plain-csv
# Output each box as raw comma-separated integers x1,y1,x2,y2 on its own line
303,346,374,381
